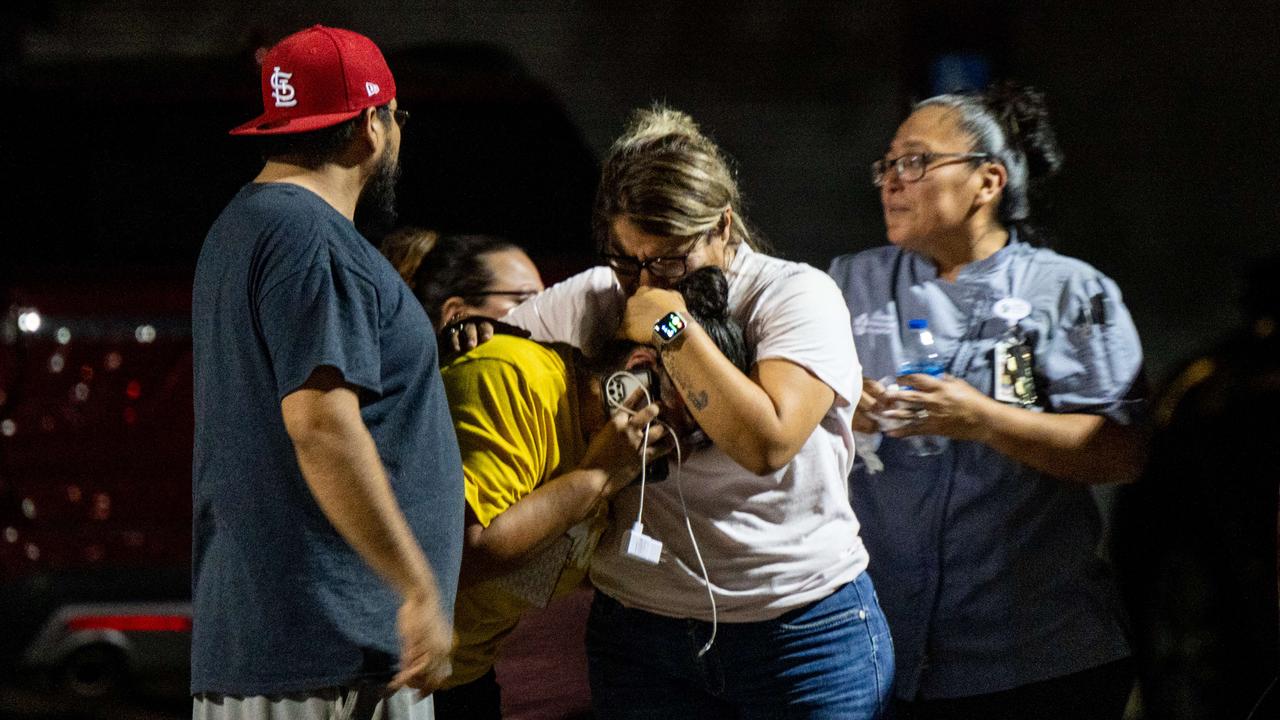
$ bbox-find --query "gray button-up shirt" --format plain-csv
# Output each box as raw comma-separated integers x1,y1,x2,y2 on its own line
828,240,1142,699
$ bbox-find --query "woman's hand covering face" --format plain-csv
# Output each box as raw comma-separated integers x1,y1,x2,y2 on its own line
620,286,689,344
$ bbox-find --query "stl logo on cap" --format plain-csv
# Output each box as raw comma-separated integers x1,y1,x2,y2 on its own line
271,67,298,107
229,25,397,136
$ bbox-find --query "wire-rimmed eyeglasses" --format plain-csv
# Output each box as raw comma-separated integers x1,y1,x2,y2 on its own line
871,152,993,187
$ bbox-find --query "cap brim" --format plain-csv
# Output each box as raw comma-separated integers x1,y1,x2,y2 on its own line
229,108,364,136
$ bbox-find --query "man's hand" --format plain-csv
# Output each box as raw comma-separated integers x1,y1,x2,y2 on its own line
620,287,687,344
282,367,455,694
391,589,455,694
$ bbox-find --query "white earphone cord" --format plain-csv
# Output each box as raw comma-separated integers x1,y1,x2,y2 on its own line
605,370,718,655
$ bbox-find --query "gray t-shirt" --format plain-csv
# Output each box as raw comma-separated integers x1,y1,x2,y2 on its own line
828,239,1143,699
191,183,463,695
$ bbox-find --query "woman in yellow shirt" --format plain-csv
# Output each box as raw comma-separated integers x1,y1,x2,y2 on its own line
385,232,746,718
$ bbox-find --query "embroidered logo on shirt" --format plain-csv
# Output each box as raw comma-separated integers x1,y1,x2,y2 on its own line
852,310,897,336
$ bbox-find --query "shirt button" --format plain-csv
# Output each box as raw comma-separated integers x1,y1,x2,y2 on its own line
858,609,868,620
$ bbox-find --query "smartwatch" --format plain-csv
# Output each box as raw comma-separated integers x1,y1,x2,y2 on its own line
652,310,688,347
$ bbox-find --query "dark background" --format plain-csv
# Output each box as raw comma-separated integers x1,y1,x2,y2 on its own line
1,1,1277,717
3,0,1278,381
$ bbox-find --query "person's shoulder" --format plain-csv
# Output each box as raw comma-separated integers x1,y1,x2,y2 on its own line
210,185,332,285
244,186,331,246
448,335,566,376
557,265,618,303
480,334,562,362
444,337,572,409
259,186,384,279
211,183,309,236
571,265,616,284
827,245,900,276
232,182,327,220
1021,246,1121,292
738,247,822,285
503,265,622,351
738,247,845,298
730,249,851,328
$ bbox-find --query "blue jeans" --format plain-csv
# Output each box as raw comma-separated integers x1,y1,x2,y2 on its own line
586,572,894,719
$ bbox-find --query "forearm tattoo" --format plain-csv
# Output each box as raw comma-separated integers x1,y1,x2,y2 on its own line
687,390,709,411
661,347,711,412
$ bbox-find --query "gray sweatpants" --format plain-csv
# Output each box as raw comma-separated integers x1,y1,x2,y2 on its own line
192,686,434,720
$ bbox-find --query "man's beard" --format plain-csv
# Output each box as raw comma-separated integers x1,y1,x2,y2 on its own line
355,142,400,242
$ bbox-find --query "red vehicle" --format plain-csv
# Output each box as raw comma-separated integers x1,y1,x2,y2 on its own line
1,272,195,699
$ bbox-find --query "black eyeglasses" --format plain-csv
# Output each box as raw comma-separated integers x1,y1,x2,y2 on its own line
466,289,538,304
393,109,410,128
871,152,992,187
602,253,696,281
602,235,709,281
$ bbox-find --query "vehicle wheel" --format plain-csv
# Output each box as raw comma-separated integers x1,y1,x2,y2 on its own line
59,643,128,700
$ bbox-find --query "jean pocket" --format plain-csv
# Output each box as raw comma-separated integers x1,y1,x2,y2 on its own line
777,605,867,633
776,583,867,632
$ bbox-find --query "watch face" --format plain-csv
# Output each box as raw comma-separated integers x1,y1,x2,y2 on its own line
654,312,687,342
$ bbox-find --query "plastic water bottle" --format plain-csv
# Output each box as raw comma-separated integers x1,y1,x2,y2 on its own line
899,318,945,457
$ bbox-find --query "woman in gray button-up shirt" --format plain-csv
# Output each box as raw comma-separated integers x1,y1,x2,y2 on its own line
828,83,1145,720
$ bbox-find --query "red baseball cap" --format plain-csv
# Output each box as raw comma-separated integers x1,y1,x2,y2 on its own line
230,25,397,136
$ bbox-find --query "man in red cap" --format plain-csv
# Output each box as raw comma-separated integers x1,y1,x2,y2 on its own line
191,26,463,719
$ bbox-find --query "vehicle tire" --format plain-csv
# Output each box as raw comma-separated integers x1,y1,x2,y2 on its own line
59,643,129,700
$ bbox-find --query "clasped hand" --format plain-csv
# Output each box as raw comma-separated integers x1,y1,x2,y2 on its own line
853,373,993,443
580,387,667,496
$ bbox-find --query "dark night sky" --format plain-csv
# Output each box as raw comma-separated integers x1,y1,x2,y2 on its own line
4,0,1278,382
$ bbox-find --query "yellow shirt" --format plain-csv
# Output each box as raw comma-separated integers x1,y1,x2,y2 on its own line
440,335,597,687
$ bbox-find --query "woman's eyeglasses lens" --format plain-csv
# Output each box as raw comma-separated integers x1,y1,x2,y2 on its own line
871,154,927,186
605,255,689,280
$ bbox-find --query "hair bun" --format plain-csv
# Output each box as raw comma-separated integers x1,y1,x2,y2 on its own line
675,265,749,374
621,105,704,148
676,266,731,322
985,81,1063,181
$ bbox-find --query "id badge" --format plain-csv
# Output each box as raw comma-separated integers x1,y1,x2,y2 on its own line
993,338,1038,406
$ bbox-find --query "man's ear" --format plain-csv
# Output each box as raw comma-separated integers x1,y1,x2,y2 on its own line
360,106,386,153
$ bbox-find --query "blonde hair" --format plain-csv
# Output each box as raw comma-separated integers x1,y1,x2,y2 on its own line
379,226,439,287
594,105,756,251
